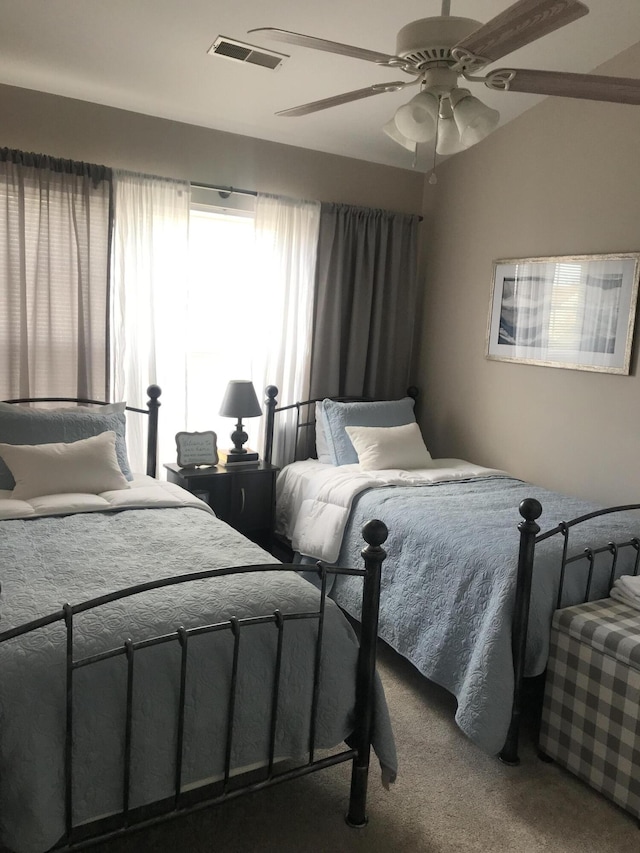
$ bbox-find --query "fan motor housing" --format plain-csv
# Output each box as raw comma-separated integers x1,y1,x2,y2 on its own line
396,16,482,67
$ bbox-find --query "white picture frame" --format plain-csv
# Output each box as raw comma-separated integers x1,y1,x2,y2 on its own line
486,253,640,374
175,431,218,468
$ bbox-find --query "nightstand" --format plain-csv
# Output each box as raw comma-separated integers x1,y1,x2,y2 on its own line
164,461,278,550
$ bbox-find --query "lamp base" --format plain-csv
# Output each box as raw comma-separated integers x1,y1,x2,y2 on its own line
229,419,249,455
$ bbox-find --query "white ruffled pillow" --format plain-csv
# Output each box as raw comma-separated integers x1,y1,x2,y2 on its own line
345,422,433,471
0,431,130,500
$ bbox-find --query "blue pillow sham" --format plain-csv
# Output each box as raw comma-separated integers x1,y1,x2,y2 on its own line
0,403,133,490
314,403,333,465
317,397,417,466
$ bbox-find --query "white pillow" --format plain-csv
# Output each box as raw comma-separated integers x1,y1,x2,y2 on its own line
345,422,433,471
0,431,130,500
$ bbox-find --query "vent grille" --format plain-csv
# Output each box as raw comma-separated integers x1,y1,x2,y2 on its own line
208,36,288,70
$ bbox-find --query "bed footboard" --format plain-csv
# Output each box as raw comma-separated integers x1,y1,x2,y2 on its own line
0,522,388,852
501,498,640,765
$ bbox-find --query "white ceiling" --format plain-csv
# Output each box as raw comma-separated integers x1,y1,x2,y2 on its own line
2,1,640,172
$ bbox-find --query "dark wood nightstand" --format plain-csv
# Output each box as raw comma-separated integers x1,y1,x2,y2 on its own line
164,461,278,550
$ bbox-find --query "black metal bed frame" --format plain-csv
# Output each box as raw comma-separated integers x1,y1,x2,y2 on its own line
263,386,640,766
0,524,388,850
0,387,390,849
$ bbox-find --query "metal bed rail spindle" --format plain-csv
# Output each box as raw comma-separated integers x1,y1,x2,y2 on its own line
224,617,241,792
174,626,189,808
63,605,74,841
555,523,570,610
268,611,285,778
308,564,328,764
123,639,135,823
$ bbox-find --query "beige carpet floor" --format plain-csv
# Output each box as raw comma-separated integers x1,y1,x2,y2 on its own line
90,641,639,853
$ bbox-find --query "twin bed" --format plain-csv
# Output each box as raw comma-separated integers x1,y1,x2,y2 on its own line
2,383,639,851
0,389,396,853
263,386,640,764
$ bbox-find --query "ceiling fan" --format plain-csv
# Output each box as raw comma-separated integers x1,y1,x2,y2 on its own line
249,0,640,165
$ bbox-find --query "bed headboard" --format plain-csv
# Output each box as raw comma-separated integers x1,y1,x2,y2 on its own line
263,385,419,467
1,384,161,478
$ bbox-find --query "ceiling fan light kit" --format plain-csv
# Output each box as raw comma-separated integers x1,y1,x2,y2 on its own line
393,90,440,143
435,114,465,156
435,98,465,155
449,88,501,148
382,119,417,153
250,0,640,169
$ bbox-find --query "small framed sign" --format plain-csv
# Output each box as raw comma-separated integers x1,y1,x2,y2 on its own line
175,431,218,468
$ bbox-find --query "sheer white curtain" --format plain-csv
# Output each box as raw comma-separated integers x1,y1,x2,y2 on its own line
112,185,318,473
252,194,321,466
111,171,191,474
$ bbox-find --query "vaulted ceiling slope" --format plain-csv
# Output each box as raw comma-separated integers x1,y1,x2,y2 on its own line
1,1,640,173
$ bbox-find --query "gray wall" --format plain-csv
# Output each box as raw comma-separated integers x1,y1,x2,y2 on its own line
0,83,424,214
415,41,640,507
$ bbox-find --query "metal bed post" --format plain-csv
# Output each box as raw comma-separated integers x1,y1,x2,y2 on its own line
145,385,161,478
263,386,278,466
63,603,74,844
500,497,542,765
345,519,388,827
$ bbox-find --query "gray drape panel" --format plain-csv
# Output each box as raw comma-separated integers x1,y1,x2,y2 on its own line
0,148,112,400
309,202,420,400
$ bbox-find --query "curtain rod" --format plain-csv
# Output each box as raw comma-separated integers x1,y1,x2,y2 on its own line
190,180,423,221
191,181,257,199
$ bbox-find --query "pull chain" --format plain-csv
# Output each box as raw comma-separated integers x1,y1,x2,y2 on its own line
428,112,439,185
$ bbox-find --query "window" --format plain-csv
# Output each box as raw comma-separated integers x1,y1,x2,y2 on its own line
111,178,319,472
186,207,265,452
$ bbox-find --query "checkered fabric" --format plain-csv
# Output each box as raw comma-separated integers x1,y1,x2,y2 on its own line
540,599,640,820
552,598,640,670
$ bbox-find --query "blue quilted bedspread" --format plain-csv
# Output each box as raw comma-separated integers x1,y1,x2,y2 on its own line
326,476,640,755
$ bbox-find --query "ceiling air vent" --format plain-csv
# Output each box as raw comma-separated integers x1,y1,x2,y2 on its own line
208,36,288,71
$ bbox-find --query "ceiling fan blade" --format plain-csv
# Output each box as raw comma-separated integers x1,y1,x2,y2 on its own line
275,82,413,117
487,68,640,105
248,27,401,65
453,0,589,67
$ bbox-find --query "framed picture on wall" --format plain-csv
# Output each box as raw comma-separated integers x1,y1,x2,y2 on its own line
486,253,640,374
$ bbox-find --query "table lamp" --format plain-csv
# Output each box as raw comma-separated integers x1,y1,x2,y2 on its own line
219,380,262,458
